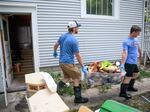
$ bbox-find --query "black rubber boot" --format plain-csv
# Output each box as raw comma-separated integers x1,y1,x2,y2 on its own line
128,79,138,92
119,84,132,99
57,81,66,95
74,86,88,103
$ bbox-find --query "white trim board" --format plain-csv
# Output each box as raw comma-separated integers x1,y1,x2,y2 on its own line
0,2,36,7
81,0,120,20
0,2,40,72
0,16,8,106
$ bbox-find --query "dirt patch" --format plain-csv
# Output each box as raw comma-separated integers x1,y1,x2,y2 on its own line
125,92,150,112
15,97,29,112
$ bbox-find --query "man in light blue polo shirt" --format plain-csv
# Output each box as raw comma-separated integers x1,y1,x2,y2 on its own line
53,21,88,103
119,25,142,99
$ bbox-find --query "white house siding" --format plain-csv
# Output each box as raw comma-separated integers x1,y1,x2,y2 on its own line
0,0,144,68
0,59,4,92
37,0,144,67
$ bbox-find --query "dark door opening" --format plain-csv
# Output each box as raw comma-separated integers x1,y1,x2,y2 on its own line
8,14,34,91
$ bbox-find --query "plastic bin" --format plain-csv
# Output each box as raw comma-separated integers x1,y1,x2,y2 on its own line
99,100,142,112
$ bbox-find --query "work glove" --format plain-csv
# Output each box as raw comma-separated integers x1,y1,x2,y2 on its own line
82,66,88,76
120,64,126,76
120,64,125,71
53,51,58,58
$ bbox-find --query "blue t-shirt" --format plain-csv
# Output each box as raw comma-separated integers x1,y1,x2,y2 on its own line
58,32,79,64
123,37,139,64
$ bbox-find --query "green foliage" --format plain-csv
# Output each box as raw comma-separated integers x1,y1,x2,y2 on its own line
137,68,150,81
68,110,77,112
101,61,112,69
140,69,150,78
49,71,62,83
57,85,74,96
48,71,74,96
98,84,112,93
62,85,74,96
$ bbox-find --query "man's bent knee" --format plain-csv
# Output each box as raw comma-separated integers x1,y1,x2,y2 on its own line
132,72,139,79
123,76,132,84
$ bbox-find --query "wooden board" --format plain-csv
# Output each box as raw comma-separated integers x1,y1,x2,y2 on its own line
27,89,69,112
27,83,47,93
78,106,93,112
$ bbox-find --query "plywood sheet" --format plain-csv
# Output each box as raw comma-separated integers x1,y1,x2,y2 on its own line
27,89,69,112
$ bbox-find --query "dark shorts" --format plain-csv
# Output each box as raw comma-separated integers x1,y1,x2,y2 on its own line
59,63,81,79
125,63,139,77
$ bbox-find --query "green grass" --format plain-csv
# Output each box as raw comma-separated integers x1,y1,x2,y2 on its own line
137,68,150,81
139,69,150,78
62,85,74,96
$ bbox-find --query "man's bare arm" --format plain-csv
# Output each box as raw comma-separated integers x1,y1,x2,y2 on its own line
138,45,142,63
75,52,84,67
121,50,128,64
54,42,59,51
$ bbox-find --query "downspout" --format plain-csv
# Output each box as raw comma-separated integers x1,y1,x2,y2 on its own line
142,0,145,57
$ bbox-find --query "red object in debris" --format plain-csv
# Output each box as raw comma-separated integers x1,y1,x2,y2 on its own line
14,63,21,73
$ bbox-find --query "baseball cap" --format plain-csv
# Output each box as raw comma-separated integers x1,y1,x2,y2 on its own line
67,21,81,28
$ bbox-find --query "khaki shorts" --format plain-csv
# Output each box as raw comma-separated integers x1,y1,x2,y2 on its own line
59,63,81,79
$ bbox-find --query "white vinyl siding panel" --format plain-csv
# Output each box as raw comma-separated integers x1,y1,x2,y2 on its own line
37,0,143,67
37,0,82,67
0,0,144,68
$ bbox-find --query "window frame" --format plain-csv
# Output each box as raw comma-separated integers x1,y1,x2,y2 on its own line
81,0,120,20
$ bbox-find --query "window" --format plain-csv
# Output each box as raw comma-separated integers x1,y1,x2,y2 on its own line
86,0,113,16
81,0,120,19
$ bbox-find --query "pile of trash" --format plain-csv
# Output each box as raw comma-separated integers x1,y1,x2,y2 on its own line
88,60,121,74
81,61,123,87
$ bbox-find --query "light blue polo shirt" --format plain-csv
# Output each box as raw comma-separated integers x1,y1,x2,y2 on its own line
58,32,79,64
123,37,139,64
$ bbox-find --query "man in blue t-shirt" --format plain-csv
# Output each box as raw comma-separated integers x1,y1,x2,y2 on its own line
119,25,142,99
53,21,88,103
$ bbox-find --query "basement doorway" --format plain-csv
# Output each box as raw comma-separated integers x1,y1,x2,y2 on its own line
2,14,34,91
